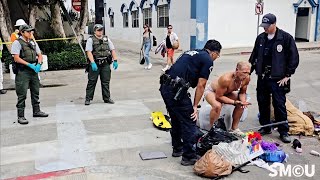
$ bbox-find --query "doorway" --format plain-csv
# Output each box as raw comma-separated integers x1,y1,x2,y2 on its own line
295,7,311,42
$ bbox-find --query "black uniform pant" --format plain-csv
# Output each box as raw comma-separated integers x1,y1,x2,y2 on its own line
160,84,197,160
85,63,111,101
257,76,289,135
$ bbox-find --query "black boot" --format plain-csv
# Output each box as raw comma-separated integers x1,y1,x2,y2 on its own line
18,117,28,125
180,157,198,166
104,98,115,104
33,111,49,117
280,134,291,143
0,89,7,94
172,148,183,157
85,99,90,105
258,128,272,136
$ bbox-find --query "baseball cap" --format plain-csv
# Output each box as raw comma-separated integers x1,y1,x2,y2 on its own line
19,25,35,32
93,24,104,31
259,13,277,28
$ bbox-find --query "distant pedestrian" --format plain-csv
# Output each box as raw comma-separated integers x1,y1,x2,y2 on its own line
141,24,153,70
10,19,27,42
162,25,179,72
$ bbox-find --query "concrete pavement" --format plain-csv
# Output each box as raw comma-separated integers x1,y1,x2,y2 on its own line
0,41,320,180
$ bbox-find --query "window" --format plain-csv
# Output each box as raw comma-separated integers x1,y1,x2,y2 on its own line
123,12,129,27
132,10,139,28
157,4,169,28
143,8,152,27
110,15,114,27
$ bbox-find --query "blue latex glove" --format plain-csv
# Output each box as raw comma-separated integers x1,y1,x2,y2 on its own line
27,63,37,72
35,64,41,73
113,60,118,70
91,62,98,71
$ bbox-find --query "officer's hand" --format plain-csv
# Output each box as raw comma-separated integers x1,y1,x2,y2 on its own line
190,106,198,121
35,64,41,73
113,60,118,70
27,63,37,72
277,77,290,87
91,62,98,71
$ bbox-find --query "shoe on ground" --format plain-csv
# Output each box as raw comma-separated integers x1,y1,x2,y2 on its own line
104,98,115,104
144,66,148,69
33,111,49,117
258,128,272,135
180,157,198,166
161,65,170,72
147,63,152,70
280,134,291,143
85,99,90,105
229,128,245,137
172,149,183,157
18,117,28,125
0,89,7,94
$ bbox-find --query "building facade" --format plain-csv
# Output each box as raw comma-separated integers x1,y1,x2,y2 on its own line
103,0,320,50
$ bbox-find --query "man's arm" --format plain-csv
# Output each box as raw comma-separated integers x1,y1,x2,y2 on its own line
35,43,43,63
285,35,299,76
248,37,259,74
111,50,118,60
193,78,207,108
215,77,236,105
87,51,94,63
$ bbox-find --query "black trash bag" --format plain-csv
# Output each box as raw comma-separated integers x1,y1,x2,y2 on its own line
196,127,238,156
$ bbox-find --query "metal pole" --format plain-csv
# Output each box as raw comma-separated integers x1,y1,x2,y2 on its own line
243,121,288,132
257,14,260,36
103,0,107,32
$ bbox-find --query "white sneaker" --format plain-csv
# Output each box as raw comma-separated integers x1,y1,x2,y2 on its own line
161,65,170,72
144,66,148,69
229,128,245,137
147,63,152,70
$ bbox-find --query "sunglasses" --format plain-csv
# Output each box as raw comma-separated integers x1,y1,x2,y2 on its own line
167,28,172,29
143,26,147,28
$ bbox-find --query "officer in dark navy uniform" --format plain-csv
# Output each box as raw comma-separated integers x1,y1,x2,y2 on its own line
160,39,222,166
249,13,299,143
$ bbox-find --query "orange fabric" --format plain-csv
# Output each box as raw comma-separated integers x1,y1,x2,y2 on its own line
167,48,174,58
10,33,18,42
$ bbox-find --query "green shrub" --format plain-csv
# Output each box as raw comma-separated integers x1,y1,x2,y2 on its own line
47,48,87,70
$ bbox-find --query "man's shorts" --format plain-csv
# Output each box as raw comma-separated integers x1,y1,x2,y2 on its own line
167,48,174,58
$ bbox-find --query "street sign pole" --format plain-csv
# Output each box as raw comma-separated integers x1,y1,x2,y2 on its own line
256,0,264,36
257,14,260,36
103,0,107,32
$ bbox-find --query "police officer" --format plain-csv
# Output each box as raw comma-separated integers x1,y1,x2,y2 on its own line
249,13,299,143
85,24,118,105
160,39,222,166
11,25,48,125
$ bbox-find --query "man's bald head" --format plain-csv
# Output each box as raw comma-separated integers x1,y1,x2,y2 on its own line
236,61,251,71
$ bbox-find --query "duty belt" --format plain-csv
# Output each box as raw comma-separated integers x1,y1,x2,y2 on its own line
262,65,272,79
160,74,190,100
95,57,112,65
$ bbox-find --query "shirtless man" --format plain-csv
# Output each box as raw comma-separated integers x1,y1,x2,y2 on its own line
205,61,252,135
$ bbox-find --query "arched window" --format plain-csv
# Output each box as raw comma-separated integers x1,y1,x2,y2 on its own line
120,3,129,28
154,0,171,27
108,8,114,28
129,0,139,28
140,0,153,27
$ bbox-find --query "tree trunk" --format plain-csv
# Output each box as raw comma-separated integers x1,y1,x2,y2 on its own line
75,0,88,41
50,0,66,38
29,5,37,28
0,0,13,51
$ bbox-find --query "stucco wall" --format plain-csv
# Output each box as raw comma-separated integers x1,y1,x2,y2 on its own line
105,0,192,51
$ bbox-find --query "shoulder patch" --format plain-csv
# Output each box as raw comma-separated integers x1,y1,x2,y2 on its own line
184,50,199,56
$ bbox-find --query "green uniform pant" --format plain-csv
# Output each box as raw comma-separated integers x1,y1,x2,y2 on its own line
15,69,40,117
85,63,111,101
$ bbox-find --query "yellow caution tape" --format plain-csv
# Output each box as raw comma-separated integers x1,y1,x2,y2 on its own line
0,37,77,45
